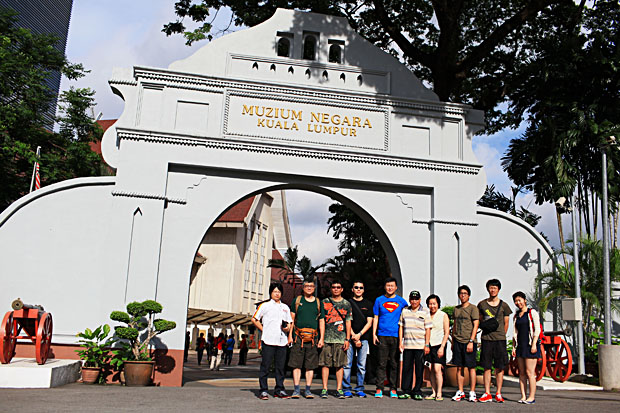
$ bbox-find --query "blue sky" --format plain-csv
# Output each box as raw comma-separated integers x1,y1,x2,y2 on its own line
60,1,564,264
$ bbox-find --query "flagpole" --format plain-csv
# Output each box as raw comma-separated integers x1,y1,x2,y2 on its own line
29,146,41,193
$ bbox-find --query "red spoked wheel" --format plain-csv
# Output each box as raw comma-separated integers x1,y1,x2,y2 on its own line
547,339,572,382
35,312,53,365
508,346,546,382
0,311,17,364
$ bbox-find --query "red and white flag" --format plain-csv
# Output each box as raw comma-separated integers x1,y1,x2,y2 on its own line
30,146,41,193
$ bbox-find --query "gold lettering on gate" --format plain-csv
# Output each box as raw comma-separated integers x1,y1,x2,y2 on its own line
240,104,373,138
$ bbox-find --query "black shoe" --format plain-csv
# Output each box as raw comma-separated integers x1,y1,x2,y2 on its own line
274,391,290,399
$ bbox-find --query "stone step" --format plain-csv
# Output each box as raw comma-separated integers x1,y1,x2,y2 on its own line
0,358,81,388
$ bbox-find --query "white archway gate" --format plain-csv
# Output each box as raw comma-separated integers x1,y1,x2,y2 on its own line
0,9,552,386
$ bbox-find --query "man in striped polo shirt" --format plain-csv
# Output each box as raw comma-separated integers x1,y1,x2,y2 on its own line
398,290,432,400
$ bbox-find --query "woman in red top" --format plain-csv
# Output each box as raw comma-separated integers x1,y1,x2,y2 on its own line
210,332,225,371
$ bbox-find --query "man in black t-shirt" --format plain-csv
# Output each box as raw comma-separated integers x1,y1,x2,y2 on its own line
342,280,374,398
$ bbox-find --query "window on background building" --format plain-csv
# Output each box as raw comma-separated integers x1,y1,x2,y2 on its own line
303,34,318,60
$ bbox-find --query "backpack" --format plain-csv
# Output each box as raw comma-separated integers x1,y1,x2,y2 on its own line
293,295,321,347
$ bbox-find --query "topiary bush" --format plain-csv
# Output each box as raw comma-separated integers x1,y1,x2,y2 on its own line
109,300,176,363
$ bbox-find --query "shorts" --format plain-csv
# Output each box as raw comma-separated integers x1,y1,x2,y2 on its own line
427,345,446,366
318,342,348,368
288,338,319,370
480,340,508,370
451,340,477,368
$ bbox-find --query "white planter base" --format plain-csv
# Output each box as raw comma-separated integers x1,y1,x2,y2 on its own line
0,358,80,388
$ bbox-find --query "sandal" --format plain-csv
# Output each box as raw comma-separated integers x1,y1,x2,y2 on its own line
425,395,436,400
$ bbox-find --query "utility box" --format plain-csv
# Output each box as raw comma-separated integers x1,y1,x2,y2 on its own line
561,298,583,321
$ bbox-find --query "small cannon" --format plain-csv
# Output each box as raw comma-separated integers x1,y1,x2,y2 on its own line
0,298,53,365
509,328,573,382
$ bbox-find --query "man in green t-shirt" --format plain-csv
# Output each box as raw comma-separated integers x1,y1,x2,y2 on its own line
477,278,512,403
319,280,351,399
288,280,325,399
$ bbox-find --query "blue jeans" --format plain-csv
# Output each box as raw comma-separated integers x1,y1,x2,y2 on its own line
343,339,369,391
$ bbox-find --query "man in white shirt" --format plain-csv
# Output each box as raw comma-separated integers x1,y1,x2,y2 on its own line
252,282,293,400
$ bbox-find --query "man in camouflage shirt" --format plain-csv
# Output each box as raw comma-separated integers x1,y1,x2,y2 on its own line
319,280,352,399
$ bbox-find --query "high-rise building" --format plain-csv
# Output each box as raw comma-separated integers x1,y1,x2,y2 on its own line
0,0,74,125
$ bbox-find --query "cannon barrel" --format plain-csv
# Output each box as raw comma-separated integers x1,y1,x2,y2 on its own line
545,328,572,337
11,298,44,312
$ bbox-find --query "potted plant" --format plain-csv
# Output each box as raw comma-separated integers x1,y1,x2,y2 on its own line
75,324,116,384
110,300,176,386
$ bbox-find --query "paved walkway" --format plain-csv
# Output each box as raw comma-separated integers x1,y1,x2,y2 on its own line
1,350,619,412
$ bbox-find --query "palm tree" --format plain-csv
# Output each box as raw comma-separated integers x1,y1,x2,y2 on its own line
267,246,323,283
536,237,620,349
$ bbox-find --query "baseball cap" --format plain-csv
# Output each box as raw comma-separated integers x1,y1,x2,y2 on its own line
409,290,421,300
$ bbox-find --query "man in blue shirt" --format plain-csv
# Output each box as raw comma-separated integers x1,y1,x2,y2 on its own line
372,276,408,398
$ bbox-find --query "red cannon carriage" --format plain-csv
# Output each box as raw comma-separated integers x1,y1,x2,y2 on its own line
0,298,53,365
509,328,573,382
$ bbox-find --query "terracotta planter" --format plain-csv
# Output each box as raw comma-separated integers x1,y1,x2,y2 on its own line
81,366,101,384
123,361,154,386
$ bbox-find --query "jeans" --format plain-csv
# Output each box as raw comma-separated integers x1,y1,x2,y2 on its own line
376,336,399,391
343,340,369,391
259,342,287,392
401,349,424,395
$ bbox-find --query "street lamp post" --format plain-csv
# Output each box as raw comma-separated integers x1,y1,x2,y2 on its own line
601,139,613,345
571,194,586,374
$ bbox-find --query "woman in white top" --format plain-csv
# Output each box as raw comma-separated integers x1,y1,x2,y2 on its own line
425,294,450,401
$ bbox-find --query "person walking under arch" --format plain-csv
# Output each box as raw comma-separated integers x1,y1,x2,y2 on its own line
288,279,325,399
319,280,352,399
511,291,541,405
372,276,408,398
252,282,293,400
425,294,449,401
238,334,249,365
451,285,480,402
342,280,374,398
398,290,431,400
210,332,225,371
477,279,512,403
196,333,206,366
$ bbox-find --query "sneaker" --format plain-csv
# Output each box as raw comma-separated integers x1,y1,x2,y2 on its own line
390,390,398,398
478,393,492,403
468,391,477,402
291,390,301,399
495,393,504,403
452,391,465,401
524,400,536,405
337,389,345,399
321,389,329,399
398,393,411,399
274,391,289,399
304,390,314,399
375,390,383,398
343,390,353,398
356,391,367,398
259,391,269,400
413,394,423,400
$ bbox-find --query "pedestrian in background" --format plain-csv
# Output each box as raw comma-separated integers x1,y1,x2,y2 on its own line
196,332,206,366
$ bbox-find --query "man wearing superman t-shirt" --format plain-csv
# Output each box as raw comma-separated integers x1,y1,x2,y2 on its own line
372,276,408,398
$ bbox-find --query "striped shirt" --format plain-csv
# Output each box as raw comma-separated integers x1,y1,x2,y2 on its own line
399,306,432,350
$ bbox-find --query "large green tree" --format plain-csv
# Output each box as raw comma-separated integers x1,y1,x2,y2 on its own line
0,8,104,211
164,0,584,132
502,0,620,248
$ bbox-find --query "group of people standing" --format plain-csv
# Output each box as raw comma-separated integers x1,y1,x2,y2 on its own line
191,331,249,370
253,276,542,404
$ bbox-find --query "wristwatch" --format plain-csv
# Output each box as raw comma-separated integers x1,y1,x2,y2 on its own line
468,339,474,343
425,344,430,348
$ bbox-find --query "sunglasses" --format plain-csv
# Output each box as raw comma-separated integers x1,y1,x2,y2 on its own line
353,286,364,290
